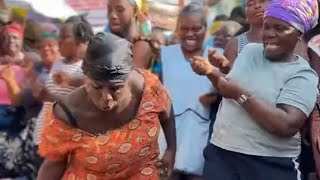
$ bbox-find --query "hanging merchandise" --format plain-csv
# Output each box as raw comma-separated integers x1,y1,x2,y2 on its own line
136,0,152,36
4,0,77,19
148,1,179,30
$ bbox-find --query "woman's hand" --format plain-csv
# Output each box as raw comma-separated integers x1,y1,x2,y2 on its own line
37,159,67,180
216,77,246,100
191,56,214,76
53,72,72,87
21,58,35,75
0,65,15,83
159,148,175,178
208,49,230,71
199,92,219,107
32,79,48,100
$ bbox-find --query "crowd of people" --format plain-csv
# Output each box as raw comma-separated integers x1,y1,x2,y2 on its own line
0,0,320,179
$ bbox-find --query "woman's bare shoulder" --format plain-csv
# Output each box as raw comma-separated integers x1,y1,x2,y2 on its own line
53,88,84,124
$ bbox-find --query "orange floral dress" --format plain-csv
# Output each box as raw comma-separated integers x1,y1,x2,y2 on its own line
38,70,171,180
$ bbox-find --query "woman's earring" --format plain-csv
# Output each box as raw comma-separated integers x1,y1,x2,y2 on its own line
298,37,302,42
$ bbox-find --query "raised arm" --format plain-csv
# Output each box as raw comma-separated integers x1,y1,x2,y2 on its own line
191,56,318,138
132,40,152,69
0,66,22,106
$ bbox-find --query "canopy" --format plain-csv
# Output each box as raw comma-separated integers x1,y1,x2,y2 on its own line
4,0,77,19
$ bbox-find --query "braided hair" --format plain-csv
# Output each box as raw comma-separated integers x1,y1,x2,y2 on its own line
65,15,94,43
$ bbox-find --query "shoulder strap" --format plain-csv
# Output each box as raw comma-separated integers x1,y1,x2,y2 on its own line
53,101,78,127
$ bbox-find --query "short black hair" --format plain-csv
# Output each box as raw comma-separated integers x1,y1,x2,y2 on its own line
65,15,94,43
178,2,207,27
230,6,245,20
229,6,248,28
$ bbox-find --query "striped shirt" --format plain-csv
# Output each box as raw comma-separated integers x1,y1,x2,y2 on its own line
33,59,83,145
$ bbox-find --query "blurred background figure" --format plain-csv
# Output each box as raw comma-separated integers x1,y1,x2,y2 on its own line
203,14,228,48
30,32,62,145
302,3,320,179
224,0,269,66
33,15,93,147
0,22,25,62
213,20,243,50
107,0,153,69
0,21,30,179
229,5,249,33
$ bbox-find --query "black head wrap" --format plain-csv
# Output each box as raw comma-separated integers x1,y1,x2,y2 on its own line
82,32,133,83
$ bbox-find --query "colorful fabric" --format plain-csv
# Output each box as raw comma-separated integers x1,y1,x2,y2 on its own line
210,20,224,35
127,0,152,36
0,117,41,179
265,0,319,33
38,70,171,180
128,0,148,12
2,22,24,39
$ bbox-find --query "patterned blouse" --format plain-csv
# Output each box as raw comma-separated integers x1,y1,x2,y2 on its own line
38,70,171,180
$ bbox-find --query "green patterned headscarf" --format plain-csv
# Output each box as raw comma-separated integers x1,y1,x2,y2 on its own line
39,32,58,40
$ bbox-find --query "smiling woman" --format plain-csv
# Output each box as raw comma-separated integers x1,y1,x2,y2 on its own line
190,0,320,180
0,22,24,61
159,3,212,180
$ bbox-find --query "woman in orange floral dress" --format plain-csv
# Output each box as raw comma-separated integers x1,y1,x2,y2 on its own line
37,32,176,180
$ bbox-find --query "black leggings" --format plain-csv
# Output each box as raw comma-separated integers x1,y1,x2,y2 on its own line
203,144,301,180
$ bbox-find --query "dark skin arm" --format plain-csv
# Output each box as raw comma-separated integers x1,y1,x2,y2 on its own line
125,19,152,69
192,56,309,138
242,97,307,137
37,159,67,180
132,40,152,69
159,105,176,151
223,37,238,69
37,101,70,180
159,102,176,177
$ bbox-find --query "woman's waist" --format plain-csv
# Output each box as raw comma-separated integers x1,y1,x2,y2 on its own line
65,158,158,179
